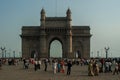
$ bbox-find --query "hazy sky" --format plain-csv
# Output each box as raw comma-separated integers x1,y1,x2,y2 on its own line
0,0,120,58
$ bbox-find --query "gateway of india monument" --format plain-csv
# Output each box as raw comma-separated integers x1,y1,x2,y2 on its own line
20,8,91,59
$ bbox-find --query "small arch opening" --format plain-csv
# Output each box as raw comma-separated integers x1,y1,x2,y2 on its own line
75,50,81,58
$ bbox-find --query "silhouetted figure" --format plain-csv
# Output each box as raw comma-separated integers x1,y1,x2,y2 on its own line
67,61,72,75
0,59,2,70
44,59,48,71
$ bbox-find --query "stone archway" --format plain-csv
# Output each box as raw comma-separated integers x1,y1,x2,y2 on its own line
21,8,91,59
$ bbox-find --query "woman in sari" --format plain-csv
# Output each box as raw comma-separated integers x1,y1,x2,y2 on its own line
88,60,94,76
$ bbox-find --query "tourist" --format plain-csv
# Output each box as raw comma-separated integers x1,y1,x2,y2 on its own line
14,59,19,66
118,63,120,72
93,61,99,76
100,58,104,73
113,62,119,75
34,59,38,71
88,60,94,76
38,59,41,69
98,60,102,73
57,61,61,72
53,60,57,74
66,61,72,75
80,59,83,66
24,58,29,69
44,58,48,71
104,60,109,73
60,60,65,73
23,58,26,68
108,60,112,72
0,59,2,70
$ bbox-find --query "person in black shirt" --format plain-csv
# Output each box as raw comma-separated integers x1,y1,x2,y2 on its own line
44,59,48,71
67,61,72,75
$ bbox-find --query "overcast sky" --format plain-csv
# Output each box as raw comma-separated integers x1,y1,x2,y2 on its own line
0,0,120,58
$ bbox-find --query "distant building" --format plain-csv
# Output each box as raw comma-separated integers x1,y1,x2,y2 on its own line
20,8,91,59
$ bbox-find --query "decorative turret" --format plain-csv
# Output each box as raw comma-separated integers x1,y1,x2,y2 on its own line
66,8,72,28
41,8,45,20
66,8,72,21
40,8,47,57
66,8,72,58
40,8,46,26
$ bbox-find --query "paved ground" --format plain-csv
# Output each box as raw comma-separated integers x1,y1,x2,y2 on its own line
0,62,120,80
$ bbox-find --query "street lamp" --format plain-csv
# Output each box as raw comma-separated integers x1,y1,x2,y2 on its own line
13,51,15,58
8,48,11,58
0,47,5,58
19,52,21,58
91,52,93,58
104,47,110,59
97,51,99,58
5,50,6,58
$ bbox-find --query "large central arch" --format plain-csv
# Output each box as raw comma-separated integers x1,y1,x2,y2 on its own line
46,35,67,58
49,38,63,58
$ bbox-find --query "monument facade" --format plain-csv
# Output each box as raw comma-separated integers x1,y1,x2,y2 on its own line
20,8,91,59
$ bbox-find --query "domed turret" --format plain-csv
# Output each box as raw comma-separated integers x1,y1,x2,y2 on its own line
40,8,46,21
66,8,71,21
66,8,71,14
40,8,46,26
41,8,45,14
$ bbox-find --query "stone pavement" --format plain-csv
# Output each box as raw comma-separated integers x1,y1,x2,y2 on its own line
0,62,120,80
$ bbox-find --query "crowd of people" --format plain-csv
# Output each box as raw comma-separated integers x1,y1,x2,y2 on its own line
0,57,120,76
23,58,73,75
88,58,120,76
21,57,120,76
